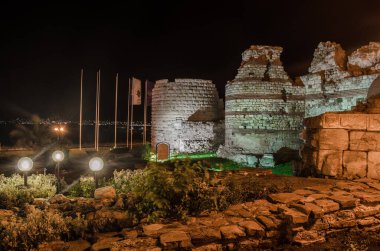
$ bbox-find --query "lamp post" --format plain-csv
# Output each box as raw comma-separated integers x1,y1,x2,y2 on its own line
89,157,104,188
17,157,33,187
52,150,65,193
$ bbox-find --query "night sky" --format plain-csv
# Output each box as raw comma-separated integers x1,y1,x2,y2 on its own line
1,0,379,121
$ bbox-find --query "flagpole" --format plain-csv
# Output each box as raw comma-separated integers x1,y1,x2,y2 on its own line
97,69,101,151
114,73,118,148
126,78,131,148
130,78,134,150
79,69,83,150
95,70,98,150
143,80,147,145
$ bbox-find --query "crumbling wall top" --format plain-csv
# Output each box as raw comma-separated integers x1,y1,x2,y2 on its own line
348,42,380,76
241,45,283,65
308,41,347,73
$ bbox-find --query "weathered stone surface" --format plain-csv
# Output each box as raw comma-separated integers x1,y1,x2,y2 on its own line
339,114,367,130
191,243,222,251
308,41,347,74
256,215,280,230
317,150,343,176
189,227,221,244
94,186,116,201
367,114,380,131
313,199,340,213
143,224,166,238
350,131,380,151
322,211,357,228
238,220,265,237
290,202,324,219
348,42,380,76
159,231,192,249
342,151,367,179
368,152,380,179
328,194,358,209
238,239,260,250
92,237,122,251
353,204,380,218
292,230,325,246
268,193,304,205
67,240,91,251
318,129,349,150
110,237,158,251
351,191,380,205
49,194,70,204
358,217,380,227
219,225,246,240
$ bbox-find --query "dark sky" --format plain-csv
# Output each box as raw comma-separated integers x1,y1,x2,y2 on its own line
1,0,379,121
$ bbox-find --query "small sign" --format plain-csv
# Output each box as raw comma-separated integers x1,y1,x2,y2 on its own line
157,143,170,161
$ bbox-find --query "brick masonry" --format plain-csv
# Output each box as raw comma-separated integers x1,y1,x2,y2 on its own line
151,79,224,153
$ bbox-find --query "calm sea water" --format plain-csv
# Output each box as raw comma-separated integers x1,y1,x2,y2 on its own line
0,123,150,147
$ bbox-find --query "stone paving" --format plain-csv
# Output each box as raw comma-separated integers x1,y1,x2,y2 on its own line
35,178,380,251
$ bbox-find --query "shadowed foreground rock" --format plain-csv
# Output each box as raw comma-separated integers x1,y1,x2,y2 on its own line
3,178,376,250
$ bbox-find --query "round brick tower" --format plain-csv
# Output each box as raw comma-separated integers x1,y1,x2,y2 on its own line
223,45,305,163
151,79,223,154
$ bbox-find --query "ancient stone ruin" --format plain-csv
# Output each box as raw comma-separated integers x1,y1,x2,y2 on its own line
301,96,380,179
151,79,224,154
301,42,380,118
221,45,304,166
150,42,380,168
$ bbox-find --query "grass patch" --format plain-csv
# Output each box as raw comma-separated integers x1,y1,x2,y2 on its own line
272,162,293,176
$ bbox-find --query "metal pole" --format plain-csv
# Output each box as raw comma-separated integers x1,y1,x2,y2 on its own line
114,73,118,148
95,70,98,150
56,163,61,194
94,171,98,188
97,69,101,151
130,78,134,150
79,69,83,150
126,78,131,148
143,80,147,144
23,172,28,187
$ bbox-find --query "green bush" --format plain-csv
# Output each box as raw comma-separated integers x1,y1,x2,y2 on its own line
66,176,108,198
0,208,87,250
0,174,56,209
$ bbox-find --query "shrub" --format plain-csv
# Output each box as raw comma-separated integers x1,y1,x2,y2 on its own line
66,176,108,198
0,174,56,209
0,208,87,250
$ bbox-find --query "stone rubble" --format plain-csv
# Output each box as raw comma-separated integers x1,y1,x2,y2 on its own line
0,179,373,250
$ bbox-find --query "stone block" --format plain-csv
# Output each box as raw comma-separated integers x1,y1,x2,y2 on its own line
159,231,192,249
313,199,340,213
350,131,380,151
342,151,367,179
268,193,304,205
339,114,367,130
238,220,265,237
367,114,380,131
317,150,343,177
318,129,348,150
191,244,223,251
219,225,246,240
322,113,340,128
292,230,325,246
368,152,380,179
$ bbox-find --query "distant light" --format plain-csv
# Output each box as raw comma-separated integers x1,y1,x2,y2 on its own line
59,127,64,132
17,157,33,172
54,127,59,131
89,157,104,172
52,150,65,162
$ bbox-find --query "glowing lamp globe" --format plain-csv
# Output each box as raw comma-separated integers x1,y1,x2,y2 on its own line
17,157,33,172
52,150,65,162
89,157,104,172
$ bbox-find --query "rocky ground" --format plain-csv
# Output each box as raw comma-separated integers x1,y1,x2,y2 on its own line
1,175,380,250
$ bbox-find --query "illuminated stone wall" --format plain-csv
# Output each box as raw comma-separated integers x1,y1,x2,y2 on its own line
301,42,380,118
151,79,223,153
301,98,380,179
222,45,305,163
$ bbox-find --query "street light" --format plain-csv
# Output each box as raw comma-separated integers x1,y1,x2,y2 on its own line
89,157,104,188
52,150,65,193
53,126,65,141
17,157,33,187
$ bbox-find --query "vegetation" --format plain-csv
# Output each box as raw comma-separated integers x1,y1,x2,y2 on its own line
0,174,56,209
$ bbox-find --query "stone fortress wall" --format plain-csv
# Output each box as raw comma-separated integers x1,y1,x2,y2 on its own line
151,79,224,154
150,42,380,165
301,42,380,118
221,45,304,166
